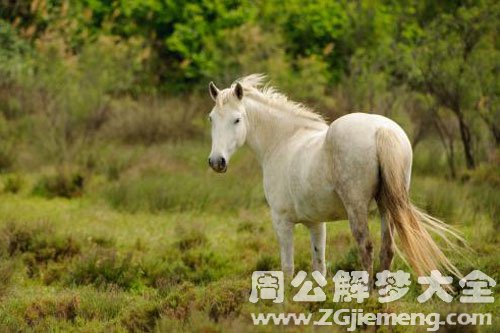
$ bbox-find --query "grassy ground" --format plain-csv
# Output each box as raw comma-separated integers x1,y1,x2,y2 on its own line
0,141,498,332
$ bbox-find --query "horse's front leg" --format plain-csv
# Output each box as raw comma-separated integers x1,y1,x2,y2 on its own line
271,212,295,277
306,222,326,276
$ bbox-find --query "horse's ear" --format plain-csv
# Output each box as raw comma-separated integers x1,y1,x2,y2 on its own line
234,82,243,100
209,81,219,101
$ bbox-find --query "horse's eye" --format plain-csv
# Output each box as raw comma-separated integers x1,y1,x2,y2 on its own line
234,118,241,124
208,116,212,122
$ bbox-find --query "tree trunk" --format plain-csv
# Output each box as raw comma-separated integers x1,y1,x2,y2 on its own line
434,116,457,179
454,109,475,169
492,125,500,146
482,115,500,146
476,102,500,146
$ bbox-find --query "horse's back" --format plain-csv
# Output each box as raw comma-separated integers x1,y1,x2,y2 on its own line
326,113,412,203
326,112,411,156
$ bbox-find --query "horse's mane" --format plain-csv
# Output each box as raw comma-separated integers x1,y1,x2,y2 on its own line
219,74,326,124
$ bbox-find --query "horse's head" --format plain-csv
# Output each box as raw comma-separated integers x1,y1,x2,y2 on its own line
207,81,247,173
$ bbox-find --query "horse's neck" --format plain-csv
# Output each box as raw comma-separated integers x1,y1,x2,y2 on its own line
243,97,315,163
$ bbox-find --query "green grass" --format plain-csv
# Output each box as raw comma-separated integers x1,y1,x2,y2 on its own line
0,142,498,332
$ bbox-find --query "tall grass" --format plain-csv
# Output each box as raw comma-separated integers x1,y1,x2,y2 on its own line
100,143,265,213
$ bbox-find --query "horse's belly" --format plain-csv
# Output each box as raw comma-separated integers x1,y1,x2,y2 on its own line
294,188,348,222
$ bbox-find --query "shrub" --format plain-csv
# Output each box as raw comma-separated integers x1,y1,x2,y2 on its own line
103,165,263,213
104,173,201,213
0,260,14,298
0,143,14,172
331,246,360,273
77,288,128,322
467,183,500,228
197,279,248,322
32,170,85,198
3,174,23,193
121,302,161,333
175,229,207,251
254,254,279,272
146,249,226,290
68,248,143,291
0,221,80,262
0,221,80,281
411,177,463,221
161,282,197,320
467,161,500,187
23,295,80,327
104,96,205,145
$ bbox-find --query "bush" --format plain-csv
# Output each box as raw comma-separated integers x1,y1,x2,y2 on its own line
0,221,80,281
24,295,80,326
146,248,227,291
3,174,23,193
197,279,248,322
0,260,15,298
104,96,206,145
331,246,360,273
160,282,197,320
0,221,80,262
144,231,228,291
411,177,464,221
68,248,143,291
103,163,263,213
0,143,14,172
254,254,279,272
77,288,128,322
175,229,207,251
32,170,85,199
121,302,161,333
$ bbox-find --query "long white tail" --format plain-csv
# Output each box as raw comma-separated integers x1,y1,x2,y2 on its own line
375,128,464,278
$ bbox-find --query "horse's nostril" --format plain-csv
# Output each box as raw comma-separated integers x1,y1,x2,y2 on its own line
220,158,226,168
208,158,212,167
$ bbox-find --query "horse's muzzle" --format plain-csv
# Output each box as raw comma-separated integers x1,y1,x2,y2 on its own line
208,156,227,173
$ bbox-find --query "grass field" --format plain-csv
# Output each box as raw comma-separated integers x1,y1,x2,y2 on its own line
0,141,498,332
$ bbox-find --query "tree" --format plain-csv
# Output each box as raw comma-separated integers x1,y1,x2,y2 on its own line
410,1,498,169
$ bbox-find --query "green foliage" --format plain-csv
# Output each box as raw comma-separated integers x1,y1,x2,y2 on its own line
121,301,161,333
254,254,279,272
103,158,263,213
68,248,143,291
145,244,228,290
23,294,80,326
0,221,80,261
32,170,85,198
104,95,206,145
0,0,498,174
2,174,23,194
198,279,247,322
0,114,16,171
0,19,32,82
0,259,15,298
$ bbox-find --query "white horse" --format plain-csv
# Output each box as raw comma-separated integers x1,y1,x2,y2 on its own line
207,74,461,281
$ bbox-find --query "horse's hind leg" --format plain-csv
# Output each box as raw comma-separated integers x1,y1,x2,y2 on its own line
306,222,326,276
346,205,374,282
377,203,394,272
